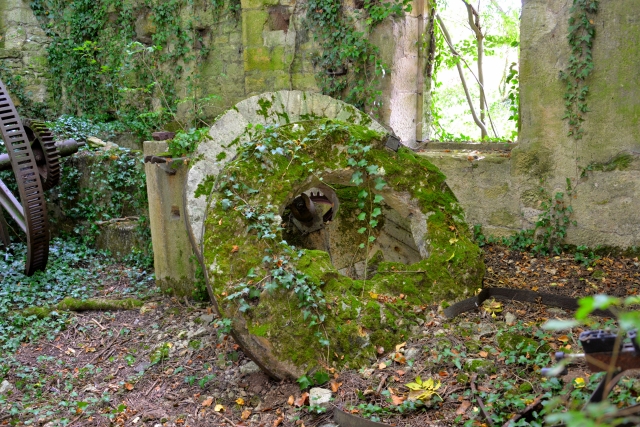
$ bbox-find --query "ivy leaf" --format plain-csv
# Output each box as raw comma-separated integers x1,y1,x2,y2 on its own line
371,207,382,218
374,177,386,190
357,227,367,234
366,165,378,175
373,194,384,204
351,171,364,185
221,199,232,210
357,212,366,221
358,190,368,199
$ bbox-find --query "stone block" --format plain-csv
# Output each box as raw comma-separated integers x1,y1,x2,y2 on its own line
144,141,197,296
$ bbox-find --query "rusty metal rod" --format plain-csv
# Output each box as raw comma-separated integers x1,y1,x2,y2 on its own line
0,139,82,172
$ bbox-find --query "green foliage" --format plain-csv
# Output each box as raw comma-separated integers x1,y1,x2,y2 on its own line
28,0,221,136
0,239,104,351
55,144,149,247
46,115,126,142
560,0,598,139
167,127,210,158
297,369,330,390
542,294,640,426
505,62,519,140
475,180,576,257
304,0,410,110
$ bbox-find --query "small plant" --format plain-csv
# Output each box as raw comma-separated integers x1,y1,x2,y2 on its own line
559,0,598,139
404,376,442,402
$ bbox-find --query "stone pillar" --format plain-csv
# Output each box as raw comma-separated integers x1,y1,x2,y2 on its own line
144,141,196,295
515,0,640,247
370,0,433,147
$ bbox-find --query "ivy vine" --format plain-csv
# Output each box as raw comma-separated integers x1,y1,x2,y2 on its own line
28,0,229,137
304,0,411,110
560,0,598,139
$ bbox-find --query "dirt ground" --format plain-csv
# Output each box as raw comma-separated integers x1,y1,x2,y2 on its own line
2,244,639,427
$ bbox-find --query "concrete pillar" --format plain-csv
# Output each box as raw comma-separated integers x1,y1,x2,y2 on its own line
143,141,196,295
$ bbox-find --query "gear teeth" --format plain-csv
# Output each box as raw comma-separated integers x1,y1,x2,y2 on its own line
0,80,49,275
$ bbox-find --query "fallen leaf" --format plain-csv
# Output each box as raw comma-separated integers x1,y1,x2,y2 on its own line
574,377,586,388
558,335,570,343
396,370,405,376
214,404,225,412
294,392,309,407
202,397,214,407
85,347,96,353
456,400,471,415
330,381,342,392
395,342,406,352
124,383,134,391
479,351,488,358
273,416,284,427
235,398,245,406
438,370,449,377
378,362,387,370
287,395,295,405
391,394,406,405
231,245,239,253
369,291,378,299
241,410,251,420
393,353,406,364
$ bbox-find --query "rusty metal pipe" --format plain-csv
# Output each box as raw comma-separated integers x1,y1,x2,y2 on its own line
0,138,83,172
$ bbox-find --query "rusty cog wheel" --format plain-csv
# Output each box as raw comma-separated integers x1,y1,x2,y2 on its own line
22,118,60,190
0,80,49,275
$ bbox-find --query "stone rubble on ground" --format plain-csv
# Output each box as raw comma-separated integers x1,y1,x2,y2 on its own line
309,387,332,407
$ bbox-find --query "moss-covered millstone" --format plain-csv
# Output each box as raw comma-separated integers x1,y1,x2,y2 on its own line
185,92,484,380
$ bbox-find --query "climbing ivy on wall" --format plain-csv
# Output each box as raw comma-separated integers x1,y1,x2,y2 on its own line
559,0,598,139
28,0,227,135
304,0,412,110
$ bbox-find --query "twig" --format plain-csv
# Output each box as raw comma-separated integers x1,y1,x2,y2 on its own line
145,379,160,396
376,374,388,394
503,395,543,427
66,414,84,427
91,318,106,330
471,374,494,427
214,411,237,426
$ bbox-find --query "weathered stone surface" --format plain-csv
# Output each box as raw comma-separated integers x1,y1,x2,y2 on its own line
517,0,640,248
309,387,332,407
144,141,196,296
185,91,484,380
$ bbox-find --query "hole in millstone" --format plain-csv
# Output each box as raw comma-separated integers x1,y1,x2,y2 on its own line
282,185,423,280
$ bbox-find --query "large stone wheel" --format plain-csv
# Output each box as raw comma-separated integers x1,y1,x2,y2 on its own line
185,91,484,379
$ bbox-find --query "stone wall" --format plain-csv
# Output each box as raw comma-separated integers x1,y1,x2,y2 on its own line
0,0,433,145
0,0,49,104
515,0,640,248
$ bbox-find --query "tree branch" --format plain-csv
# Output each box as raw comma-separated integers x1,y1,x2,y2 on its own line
435,14,489,138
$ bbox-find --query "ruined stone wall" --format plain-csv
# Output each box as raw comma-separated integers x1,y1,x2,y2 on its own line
514,0,640,248
421,0,640,250
0,0,49,104
0,0,432,145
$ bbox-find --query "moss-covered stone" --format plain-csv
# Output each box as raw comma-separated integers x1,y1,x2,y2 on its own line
464,358,496,375
199,119,483,379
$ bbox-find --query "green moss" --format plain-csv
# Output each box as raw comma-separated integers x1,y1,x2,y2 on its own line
585,153,633,174
21,307,53,319
216,152,227,161
199,119,483,375
464,359,496,375
57,297,143,311
257,98,273,119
